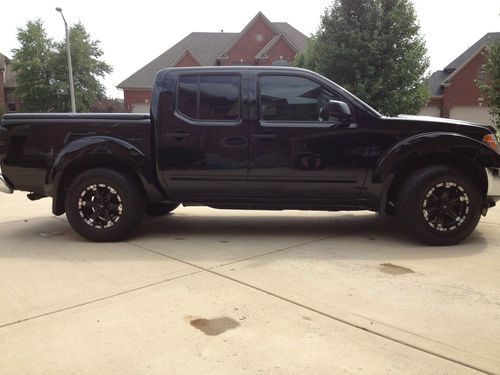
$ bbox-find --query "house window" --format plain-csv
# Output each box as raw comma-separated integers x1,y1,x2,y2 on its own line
478,64,487,85
5,91,17,112
177,75,241,121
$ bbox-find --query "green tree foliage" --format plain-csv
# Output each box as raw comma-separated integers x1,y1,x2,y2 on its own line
294,0,430,116
12,19,112,112
11,20,55,112
480,41,500,128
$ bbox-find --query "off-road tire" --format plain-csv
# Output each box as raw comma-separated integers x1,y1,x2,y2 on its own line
145,203,179,216
65,168,145,242
396,164,482,246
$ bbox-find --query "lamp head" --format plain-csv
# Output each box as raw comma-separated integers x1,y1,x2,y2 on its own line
55,7,62,12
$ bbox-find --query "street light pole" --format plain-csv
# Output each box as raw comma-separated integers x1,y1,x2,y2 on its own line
55,7,76,113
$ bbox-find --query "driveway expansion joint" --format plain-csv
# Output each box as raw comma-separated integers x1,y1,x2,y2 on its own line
0,269,204,330
126,221,493,375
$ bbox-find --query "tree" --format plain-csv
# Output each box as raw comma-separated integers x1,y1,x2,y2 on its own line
12,19,112,112
11,20,55,112
294,0,430,116
52,23,112,112
480,41,500,128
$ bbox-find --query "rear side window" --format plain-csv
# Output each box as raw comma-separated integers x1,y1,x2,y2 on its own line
177,75,241,121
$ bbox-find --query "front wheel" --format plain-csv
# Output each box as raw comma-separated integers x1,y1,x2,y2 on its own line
396,165,482,246
65,168,145,242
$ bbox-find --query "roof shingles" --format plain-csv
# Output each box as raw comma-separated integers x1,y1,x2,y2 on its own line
117,16,308,90
428,32,500,97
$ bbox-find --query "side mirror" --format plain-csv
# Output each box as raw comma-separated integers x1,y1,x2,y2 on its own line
325,100,352,120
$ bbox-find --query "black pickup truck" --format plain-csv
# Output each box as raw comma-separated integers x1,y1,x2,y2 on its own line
1,66,500,245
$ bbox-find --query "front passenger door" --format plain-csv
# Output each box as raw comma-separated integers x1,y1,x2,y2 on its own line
248,73,368,201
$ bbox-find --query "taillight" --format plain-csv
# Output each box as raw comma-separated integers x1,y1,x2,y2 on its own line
482,133,499,152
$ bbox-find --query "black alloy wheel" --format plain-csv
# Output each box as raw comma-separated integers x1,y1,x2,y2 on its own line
78,183,124,229
396,164,482,246
65,168,145,242
422,181,470,233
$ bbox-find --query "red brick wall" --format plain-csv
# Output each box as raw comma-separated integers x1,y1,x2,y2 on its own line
174,52,201,67
442,50,488,118
123,90,152,113
222,17,277,65
258,38,297,66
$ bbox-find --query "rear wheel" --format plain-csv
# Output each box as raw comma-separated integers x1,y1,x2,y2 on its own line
65,168,145,242
396,164,482,245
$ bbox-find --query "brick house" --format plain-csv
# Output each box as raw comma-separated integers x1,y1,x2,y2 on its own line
0,52,18,113
420,32,500,125
117,12,308,113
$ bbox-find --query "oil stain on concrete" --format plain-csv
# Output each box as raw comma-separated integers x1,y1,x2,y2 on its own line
379,263,415,275
189,317,241,336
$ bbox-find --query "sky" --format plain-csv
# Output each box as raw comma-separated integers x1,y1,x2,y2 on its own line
1,0,499,98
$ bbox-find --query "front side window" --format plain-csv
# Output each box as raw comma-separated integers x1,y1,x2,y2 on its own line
259,75,340,122
177,75,241,121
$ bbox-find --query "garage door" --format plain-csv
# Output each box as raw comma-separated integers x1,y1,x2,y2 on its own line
132,103,150,113
418,106,440,118
450,106,493,125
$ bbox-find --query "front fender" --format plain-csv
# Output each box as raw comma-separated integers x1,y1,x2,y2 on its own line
373,132,500,183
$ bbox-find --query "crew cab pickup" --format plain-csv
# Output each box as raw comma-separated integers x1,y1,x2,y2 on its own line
1,66,500,245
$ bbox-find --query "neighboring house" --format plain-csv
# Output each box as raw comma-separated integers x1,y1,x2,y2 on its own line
421,32,500,125
0,52,18,113
117,12,308,113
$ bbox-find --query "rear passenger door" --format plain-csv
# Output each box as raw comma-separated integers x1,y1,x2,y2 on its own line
159,72,248,200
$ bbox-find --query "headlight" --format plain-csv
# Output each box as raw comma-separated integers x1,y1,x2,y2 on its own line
482,133,499,152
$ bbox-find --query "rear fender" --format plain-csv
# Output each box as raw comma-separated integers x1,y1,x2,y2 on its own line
49,136,165,215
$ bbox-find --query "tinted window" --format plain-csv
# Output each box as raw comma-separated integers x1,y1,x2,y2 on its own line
260,75,338,122
177,75,240,121
178,75,198,119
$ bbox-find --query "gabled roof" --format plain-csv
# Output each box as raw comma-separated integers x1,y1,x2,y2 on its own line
441,45,490,86
117,13,309,90
428,70,448,97
217,12,280,60
117,32,237,89
445,32,500,70
169,49,204,67
256,33,299,59
273,22,308,52
427,32,500,97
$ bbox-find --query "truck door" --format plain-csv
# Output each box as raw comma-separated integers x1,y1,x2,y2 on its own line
247,72,368,202
158,72,248,200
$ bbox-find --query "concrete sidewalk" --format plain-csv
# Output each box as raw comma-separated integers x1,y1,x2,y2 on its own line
0,192,499,374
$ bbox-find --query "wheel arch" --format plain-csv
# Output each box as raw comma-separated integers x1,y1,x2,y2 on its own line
383,152,487,215
50,136,165,215
376,133,497,214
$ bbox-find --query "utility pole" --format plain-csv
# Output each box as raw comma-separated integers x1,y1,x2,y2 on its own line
56,7,76,113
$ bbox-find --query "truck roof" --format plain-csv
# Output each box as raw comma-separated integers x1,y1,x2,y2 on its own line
2,113,150,121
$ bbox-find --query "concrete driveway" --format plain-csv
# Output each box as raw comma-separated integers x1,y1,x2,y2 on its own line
0,192,499,374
